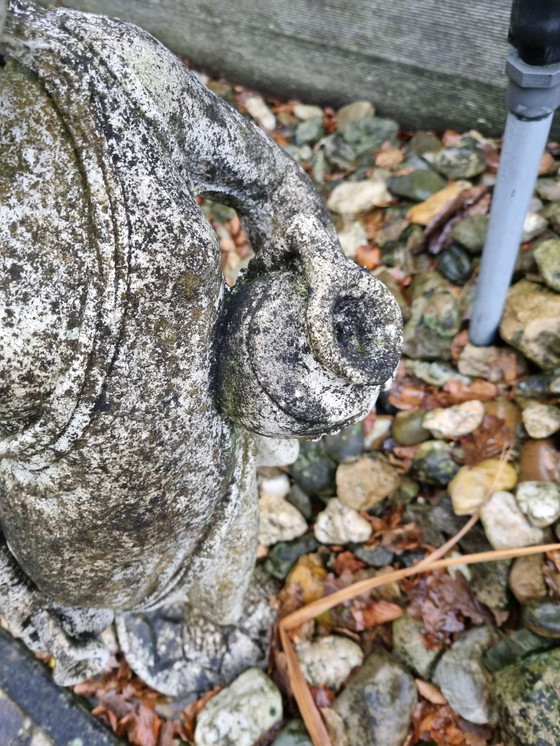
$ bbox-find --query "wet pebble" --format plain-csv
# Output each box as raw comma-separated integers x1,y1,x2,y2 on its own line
324,422,365,463
411,440,460,486
518,439,560,483
449,214,488,253
522,400,560,439
516,367,560,399
263,533,319,580
293,103,323,121
335,100,375,132
296,635,363,689
508,553,547,604
432,143,486,179
295,116,324,145
500,280,560,369
392,410,431,445
493,648,560,746
243,95,276,130
314,498,372,544
392,614,440,679
522,212,548,241
403,287,462,360
258,494,308,546
433,626,500,724
437,243,473,285
457,343,528,383
449,458,518,515
521,597,560,639
342,116,399,159
349,543,394,568
327,175,391,215
408,131,443,156
194,668,282,746
271,720,312,746
480,491,545,550
259,472,291,499
534,238,560,291
387,169,446,202
333,650,417,746
516,481,560,527
336,454,399,511
286,484,313,521
483,628,553,673
423,399,485,439
291,440,337,497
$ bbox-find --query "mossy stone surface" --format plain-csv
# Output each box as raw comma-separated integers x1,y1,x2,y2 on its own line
493,648,560,746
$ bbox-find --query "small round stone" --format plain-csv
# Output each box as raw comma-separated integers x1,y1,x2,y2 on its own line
522,400,560,439
516,481,560,527
296,636,364,689
480,491,545,550
449,459,518,515
423,400,485,439
314,498,372,545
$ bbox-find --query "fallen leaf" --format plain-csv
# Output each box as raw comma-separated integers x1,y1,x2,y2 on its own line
407,570,493,647
354,244,381,269
118,703,161,746
310,685,335,708
416,678,447,705
182,686,222,743
333,551,366,575
360,600,404,628
458,415,514,465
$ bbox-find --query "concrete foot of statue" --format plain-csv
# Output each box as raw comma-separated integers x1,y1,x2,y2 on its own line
115,568,279,698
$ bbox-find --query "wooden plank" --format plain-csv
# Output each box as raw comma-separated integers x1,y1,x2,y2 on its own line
54,1,559,134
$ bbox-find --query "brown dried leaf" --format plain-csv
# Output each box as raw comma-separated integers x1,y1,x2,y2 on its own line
360,600,404,628
333,551,366,575
408,570,493,647
354,244,381,269
416,678,447,705
458,415,514,465
310,685,335,708
411,700,494,746
181,686,222,743
118,704,161,746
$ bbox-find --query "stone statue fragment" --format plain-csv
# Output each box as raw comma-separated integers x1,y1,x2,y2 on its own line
0,0,402,695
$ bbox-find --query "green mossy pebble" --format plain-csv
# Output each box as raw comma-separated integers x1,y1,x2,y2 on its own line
493,648,560,745
411,440,460,486
432,144,486,179
392,410,431,446
449,214,489,253
387,169,446,202
294,117,325,146
483,628,554,673
521,597,560,639
437,243,472,285
270,720,312,746
263,533,319,580
290,440,337,497
324,422,365,463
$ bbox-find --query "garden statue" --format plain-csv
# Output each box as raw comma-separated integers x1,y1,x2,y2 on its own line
0,0,403,696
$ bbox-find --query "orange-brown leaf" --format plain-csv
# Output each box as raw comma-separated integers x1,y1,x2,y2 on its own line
361,600,404,628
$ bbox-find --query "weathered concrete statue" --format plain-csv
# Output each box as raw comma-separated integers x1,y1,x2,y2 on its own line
0,0,402,696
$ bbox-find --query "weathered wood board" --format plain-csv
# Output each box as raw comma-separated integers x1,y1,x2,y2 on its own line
58,1,558,134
